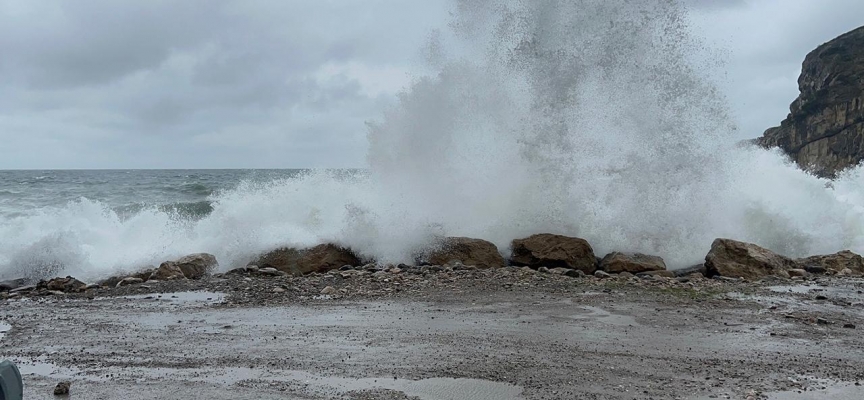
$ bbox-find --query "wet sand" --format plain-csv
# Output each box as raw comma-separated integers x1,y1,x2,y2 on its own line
2,272,864,399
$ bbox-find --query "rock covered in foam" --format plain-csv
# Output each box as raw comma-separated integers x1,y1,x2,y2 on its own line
251,244,360,276
40,276,87,293
704,238,801,280
600,252,667,274
798,250,864,274
510,234,597,274
426,237,506,269
149,262,187,281
171,253,218,279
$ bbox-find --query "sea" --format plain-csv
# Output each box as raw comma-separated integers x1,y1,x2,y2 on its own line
3,0,864,282
0,169,303,220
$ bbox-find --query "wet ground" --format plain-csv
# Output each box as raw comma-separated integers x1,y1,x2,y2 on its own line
2,272,864,399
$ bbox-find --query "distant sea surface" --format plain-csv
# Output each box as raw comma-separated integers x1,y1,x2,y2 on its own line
0,169,306,218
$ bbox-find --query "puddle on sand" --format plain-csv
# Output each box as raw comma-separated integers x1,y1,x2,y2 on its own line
97,291,225,304
768,284,864,301
766,383,864,400
0,321,10,340
573,306,639,326
115,366,523,400
9,358,105,382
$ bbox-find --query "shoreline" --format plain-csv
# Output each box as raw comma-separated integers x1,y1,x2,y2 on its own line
2,267,864,399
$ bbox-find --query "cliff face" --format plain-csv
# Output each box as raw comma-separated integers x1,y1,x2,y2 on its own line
757,26,864,178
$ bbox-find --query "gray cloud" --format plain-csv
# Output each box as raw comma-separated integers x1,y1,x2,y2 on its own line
0,0,862,168
0,0,447,169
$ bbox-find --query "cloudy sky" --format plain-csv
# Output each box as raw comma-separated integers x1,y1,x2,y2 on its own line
0,0,861,169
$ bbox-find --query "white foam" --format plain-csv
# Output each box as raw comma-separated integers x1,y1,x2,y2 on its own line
1,0,864,281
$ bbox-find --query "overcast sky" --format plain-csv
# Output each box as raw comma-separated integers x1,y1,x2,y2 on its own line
0,0,862,169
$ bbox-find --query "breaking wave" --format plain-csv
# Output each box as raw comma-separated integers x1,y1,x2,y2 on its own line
2,0,864,281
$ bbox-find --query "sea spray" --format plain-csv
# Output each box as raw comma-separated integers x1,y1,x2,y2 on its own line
1,0,864,281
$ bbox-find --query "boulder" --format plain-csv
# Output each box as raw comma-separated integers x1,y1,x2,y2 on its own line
599,252,666,274
798,250,864,274
252,244,360,276
170,253,218,279
704,239,801,280
0,278,29,292
41,276,87,293
298,244,361,274
426,237,505,269
755,26,864,178
510,234,597,273
149,262,187,281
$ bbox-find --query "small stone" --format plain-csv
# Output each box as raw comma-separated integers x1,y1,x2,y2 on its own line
321,286,337,295
340,265,353,271
843,323,856,329
54,381,71,395
838,268,854,276
636,270,675,278
816,317,831,325
538,267,550,274
564,269,585,278
787,269,809,278
594,270,612,279
617,271,634,279
815,295,828,300
804,265,827,274
272,287,285,293
257,267,285,277
390,268,402,274
116,277,144,287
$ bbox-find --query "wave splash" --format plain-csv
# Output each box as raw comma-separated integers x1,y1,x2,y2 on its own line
2,0,864,281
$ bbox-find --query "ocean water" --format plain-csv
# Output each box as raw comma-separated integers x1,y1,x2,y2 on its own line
0,170,305,219
2,0,864,282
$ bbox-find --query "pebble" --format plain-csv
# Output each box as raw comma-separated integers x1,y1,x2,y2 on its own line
321,286,337,295
53,381,71,395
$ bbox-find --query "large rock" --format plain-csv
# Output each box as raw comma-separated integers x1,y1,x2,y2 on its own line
298,244,361,273
599,252,666,274
704,239,801,280
755,26,864,178
0,278,29,292
252,244,360,276
149,262,187,281
170,253,217,279
510,234,597,274
798,250,864,273
40,276,87,293
427,237,505,269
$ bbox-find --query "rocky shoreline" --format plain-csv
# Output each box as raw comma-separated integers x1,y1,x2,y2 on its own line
2,233,861,301
3,234,864,399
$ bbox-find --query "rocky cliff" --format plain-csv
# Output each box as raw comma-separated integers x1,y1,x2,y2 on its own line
756,26,864,178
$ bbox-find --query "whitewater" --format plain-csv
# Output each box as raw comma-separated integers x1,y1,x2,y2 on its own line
2,0,864,282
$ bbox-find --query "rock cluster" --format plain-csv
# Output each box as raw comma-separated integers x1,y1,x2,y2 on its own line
2,233,862,301
98,253,219,288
